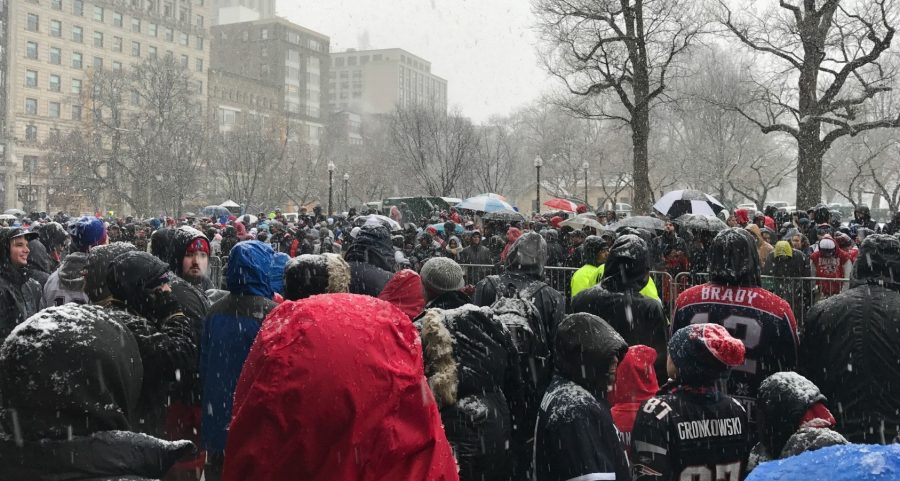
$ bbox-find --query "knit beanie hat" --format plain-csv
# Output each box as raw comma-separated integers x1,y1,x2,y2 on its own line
669,323,745,385
69,216,107,252
420,257,464,294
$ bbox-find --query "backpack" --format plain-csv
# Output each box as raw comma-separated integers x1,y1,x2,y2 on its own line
486,275,552,390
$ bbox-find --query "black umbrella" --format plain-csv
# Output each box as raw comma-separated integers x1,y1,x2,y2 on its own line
610,215,667,231
674,214,728,233
653,190,726,218
482,209,526,222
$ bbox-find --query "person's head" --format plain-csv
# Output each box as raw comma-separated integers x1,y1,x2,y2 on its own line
0,305,147,442
608,345,659,406
171,226,210,284
222,294,458,480
418,232,433,246
107,251,174,318
854,205,870,222
37,222,69,257
602,234,650,290
756,372,846,458
835,233,853,251
774,240,794,260
665,221,676,233
853,234,900,289
68,216,107,253
283,253,350,301
582,235,610,267
506,231,548,276
84,242,137,303
814,204,831,225
708,228,762,287
791,234,803,250
447,236,460,249
1,228,38,268
554,313,627,399
419,257,465,302
818,236,836,257
667,323,745,386
226,241,275,297
570,230,586,246
442,221,456,237
470,230,482,245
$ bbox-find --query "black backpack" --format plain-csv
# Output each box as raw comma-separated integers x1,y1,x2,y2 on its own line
487,276,552,390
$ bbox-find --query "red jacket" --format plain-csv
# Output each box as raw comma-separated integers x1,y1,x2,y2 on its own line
378,269,426,321
609,345,659,440
222,294,459,481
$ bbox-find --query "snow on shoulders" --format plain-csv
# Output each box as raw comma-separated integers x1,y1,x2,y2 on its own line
457,395,489,419
542,380,597,424
1,304,121,358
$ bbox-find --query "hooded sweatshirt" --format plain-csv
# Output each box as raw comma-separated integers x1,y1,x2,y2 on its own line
747,224,775,269
378,269,426,320
344,224,395,296
0,227,42,339
223,294,459,481
609,345,660,447
41,251,90,307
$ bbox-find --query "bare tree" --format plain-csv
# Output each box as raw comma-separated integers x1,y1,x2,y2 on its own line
472,119,517,196
216,114,289,212
535,0,704,213
719,0,900,209
390,105,479,197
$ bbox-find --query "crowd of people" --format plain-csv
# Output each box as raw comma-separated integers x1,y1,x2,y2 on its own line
0,200,899,481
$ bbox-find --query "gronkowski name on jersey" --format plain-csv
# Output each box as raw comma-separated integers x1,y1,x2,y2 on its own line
672,284,798,421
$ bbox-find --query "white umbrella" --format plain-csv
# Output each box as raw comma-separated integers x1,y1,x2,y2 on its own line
653,190,725,218
219,200,240,208
0,214,18,221
560,216,609,231
360,214,402,231
456,195,515,213
239,214,258,225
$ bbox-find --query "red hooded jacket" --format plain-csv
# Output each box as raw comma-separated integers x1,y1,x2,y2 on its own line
222,294,459,481
378,269,426,321
609,345,659,443
500,227,522,262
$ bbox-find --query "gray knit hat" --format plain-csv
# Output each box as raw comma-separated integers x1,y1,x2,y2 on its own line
420,257,464,293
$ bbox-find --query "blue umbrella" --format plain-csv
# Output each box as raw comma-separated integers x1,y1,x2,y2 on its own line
455,195,515,213
430,223,464,234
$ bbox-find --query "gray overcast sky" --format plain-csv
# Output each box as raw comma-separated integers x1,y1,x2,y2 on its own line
276,0,554,123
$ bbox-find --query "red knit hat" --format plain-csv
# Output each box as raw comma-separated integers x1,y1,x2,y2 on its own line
669,323,745,384
186,238,210,255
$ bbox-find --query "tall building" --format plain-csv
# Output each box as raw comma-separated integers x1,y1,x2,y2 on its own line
210,18,329,146
0,0,211,212
328,48,447,115
210,0,273,25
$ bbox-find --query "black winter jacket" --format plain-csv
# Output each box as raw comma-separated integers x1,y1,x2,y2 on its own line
800,284,900,443
571,279,668,382
344,225,395,296
0,229,42,339
474,270,564,345
0,431,194,481
417,305,523,481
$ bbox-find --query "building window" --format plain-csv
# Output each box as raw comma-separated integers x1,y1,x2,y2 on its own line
180,54,188,68
73,0,83,16
72,52,83,68
25,70,38,87
196,81,202,94
113,36,123,52
49,74,60,92
196,58,203,72
72,105,82,120
130,91,140,105
286,31,299,44
164,27,173,41
50,20,62,37
261,28,268,39
261,47,267,57
93,31,103,48
49,101,61,118
132,41,141,57
26,41,38,59
148,23,157,37
25,125,38,142
27,13,39,31
195,15,204,28
195,36,203,50
112,60,122,70
149,45,157,58
71,78,82,94
179,33,187,46
25,98,38,115
132,18,141,33
334,57,344,67
93,6,104,22
51,0,62,10
113,12,123,27
50,47,61,65
73,26,83,43
93,56,103,69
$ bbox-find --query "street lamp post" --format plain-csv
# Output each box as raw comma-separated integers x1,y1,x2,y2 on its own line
534,156,543,214
327,161,335,216
343,173,350,212
582,161,589,209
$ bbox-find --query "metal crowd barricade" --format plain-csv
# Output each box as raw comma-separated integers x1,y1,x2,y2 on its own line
208,255,224,289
